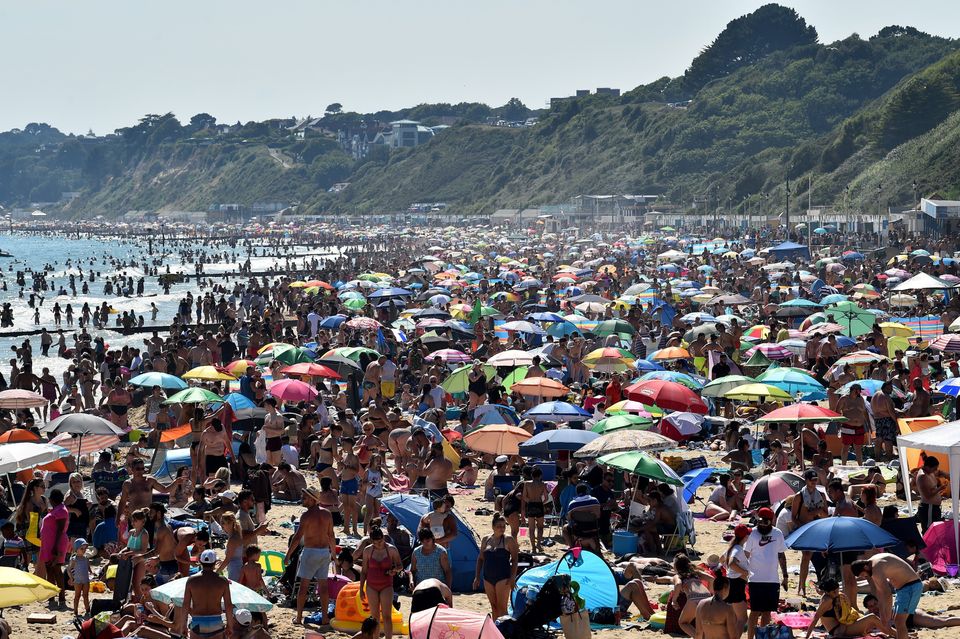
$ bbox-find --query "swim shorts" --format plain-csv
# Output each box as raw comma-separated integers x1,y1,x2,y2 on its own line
297,547,331,581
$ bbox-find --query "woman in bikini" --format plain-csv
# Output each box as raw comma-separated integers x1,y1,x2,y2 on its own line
339,437,362,537
359,527,402,639
104,377,132,431
312,423,341,485
804,578,889,639
473,513,519,619
670,553,713,638
521,466,550,552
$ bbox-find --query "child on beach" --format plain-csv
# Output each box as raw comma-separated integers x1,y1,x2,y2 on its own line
0,522,27,569
68,538,91,617
352,616,380,639
239,545,267,595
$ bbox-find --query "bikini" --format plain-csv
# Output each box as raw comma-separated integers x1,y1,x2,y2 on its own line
482,536,512,586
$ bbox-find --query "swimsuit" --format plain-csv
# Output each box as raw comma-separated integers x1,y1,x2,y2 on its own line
366,469,383,498
340,477,359,495
189,614,225,638
894,579,923,615
482,536,512,586
366,552,394,591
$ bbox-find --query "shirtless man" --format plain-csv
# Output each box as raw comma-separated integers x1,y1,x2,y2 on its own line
915,454,946,532
871,381,899,461
262,398,286,466
150,503,179,585
864,593,960,631
837,384,868,465
695,576,740,639
852,554,924,639
424,442,453,499
199,419,232,481
183,549,233,639
362,356,383,404
286,487,336,625
386,414,412,474
905,377,931,418
117,458,169,524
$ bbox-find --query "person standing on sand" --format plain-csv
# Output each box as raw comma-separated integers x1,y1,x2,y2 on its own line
286,487,336,626
183,549,233,639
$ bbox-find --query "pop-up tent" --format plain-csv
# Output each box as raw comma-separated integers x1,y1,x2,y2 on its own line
897,421,960,571
769,241,810,261
512,549,617,614
381,494,479,592
411,606,503,639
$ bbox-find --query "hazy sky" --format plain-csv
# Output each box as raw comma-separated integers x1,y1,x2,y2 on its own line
2,1,958,134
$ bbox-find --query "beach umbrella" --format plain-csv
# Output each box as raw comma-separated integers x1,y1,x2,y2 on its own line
681,467,717,502
0,389,47,409
523,401,591,423
183,366,236,381
0,442,71,474
368,287,413,299
150,576,273,612
319,314,348,329
838,379,904,399
129,372,188,390
605,399,658,416
701,375,756,397
323,346,379,362
343,298,367,310
744,471,803,508
756,404,845,424
722,383,793,402
590,414,653,434
743,343,793,360
596,451,683,485
269,378,319,403
487,350,535,367
43,413,124,435
651,347,691,361
826,301,876,337
804,322,845,337
593,319,636,336
0,567,59,607
638,370,705,390
680,312,716,323
574,429,676,458
756,369,824,395
0,428,40,443
583,347,635,372
930,334,960,353
518,429,599,456
440,363,496,394
431,348,473,364
345,317,383,330
634,358,665,372
712,294,753,306
786,517,900,552
684,324,720,342
463,424,531,455
219,393,257,412
500,320,546,335
163,388,223,405
49,432,120,457
510,377,569,399
878,322,914,338
279,363,340,379
834,350,888,368
625,379,708,414
270,346,316,366
225,359,258,376
937,378,960,397
889,294,918,308
316,354,363,378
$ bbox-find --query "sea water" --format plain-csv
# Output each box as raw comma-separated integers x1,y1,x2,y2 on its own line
0,232,342,383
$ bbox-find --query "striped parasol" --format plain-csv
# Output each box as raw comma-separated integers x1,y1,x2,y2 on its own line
743,342,793,360
49,432,120,456
929,334,960,353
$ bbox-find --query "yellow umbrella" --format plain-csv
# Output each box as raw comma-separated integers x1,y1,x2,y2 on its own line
183,366,237,381
878,322,914,338
0,567,59,607
722,383,793,402
289,281,309,288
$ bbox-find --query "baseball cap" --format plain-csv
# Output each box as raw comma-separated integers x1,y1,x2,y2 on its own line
199,549,218,565
734,524,752,538
495,455,509,464
803,469,818,481
234,609,252,626
73,538,89,551
757,507,775,521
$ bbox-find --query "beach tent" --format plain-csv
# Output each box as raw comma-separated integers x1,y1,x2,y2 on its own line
898,416,948,472
151,442,242,479
512,549,617,614
897,421,960,577
381,494,479,592
411,606,504,639
769,241,810,262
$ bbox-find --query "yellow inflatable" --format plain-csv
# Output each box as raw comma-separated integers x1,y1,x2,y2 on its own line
330,581,410,635
648,610,667,629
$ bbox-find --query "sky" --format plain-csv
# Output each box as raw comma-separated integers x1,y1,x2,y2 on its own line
1,1,959,135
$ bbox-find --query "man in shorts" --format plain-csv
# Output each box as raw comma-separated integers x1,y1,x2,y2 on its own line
286,487,336,625
743,507,788,639
853,554,923,639
380,354,397,399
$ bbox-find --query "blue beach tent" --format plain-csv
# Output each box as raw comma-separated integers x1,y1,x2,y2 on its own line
512,549,618,614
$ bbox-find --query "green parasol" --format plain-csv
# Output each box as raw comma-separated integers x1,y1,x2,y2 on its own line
441,364,497,394
826,301,876,337
590,414,654,434
597,450,683,485
163,388,223,404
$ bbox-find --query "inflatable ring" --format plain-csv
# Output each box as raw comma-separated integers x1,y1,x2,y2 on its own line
648,611,667,629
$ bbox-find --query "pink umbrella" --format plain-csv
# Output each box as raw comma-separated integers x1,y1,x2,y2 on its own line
50,432,120,456
432,348,472,364
922,521,959,575
344,317,382,330
0,389,48,409
268,378,318,403
744,343,793,360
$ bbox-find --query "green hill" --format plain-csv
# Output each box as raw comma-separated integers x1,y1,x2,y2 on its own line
2,5,960,217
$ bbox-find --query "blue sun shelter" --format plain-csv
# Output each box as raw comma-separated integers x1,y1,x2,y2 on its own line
512,549,618,613
381,493,480,592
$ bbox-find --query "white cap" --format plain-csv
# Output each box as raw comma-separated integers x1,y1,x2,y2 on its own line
199,549,218,565
219,490,238,500
495,455,509,464
234,609,252,625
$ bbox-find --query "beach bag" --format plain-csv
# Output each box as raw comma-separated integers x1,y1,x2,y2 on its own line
755,622,793,639
26,511,41,547
560,610,591,639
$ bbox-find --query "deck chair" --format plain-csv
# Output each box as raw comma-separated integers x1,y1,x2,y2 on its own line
661,510,696,555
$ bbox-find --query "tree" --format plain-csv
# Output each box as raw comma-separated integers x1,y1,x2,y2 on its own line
499,98,529,121
189,113,217,130
325,103,343,115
